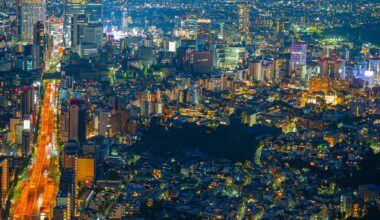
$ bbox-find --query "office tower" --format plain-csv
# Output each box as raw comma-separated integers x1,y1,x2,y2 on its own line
122,11,128,32
81,24,103,50
94,108,111,137
21,129,31,156
18,0,46,42
368,58,380,86
60,106,70,142
262,59,275,80
193,51,213,73
196,19,211,41
21,86,34,115
249,60,263,81
224,47,246,69
64,0,103,47
71,13,103,58
141,101,153,117
63,141,80,169
211,44,226,68
290,42,307,70
64,0,86,47
33,21,45,68
321,59,341,79
69,99,86,145
238,3,250,40
56,169,75,219
186,85,201,105
70,14,87,48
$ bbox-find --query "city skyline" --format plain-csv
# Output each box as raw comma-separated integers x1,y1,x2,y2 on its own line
0,0,379,219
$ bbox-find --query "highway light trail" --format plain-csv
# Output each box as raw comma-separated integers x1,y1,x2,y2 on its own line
13,81,60,220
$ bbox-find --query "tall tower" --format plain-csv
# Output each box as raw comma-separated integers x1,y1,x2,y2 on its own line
290,42,307,68
33,21,45,68
368,59,380,86
290,42,307,78
238,2,250,41
18,0,46,42
21,86,34,116
69,99,87,145
122,11,128,32
64,0,103,48
64,0,86,47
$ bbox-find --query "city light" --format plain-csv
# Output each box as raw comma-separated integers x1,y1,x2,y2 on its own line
364,70,374,77
1,0,380,219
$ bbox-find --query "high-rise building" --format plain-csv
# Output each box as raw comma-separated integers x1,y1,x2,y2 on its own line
69,99,86,145
63,141,80,169
122,11,128,32
56,169,75,219
238,3,250,41
70,13,103,58
33,21,45,68
262,59,275,81
321,59,341,79
211,44,225,68
193,51,213,73
70,14,87,48
64,0,86,47
21,86,34,115
290,42,307,70
196,19,212,41
64,0,103,47
249,60,263,81
21,129,31,156
18,0,46,42
96,109,111,137
224,47,246,69
368,58,380,86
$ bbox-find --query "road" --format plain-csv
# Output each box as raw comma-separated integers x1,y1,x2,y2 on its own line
13,81,60,219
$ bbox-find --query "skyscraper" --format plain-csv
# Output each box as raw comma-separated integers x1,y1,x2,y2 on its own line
321,59,341,79
18,0,46,42
21,86,34,116
69,99,86,145
290,42,307,78
33,21,45,68
64,0,103,48
238,3,250,41
290,42,307,68
368,58,380,86
64,0,86,47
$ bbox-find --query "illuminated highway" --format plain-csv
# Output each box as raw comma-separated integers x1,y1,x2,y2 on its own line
13,81,60,219
10,16,65,220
